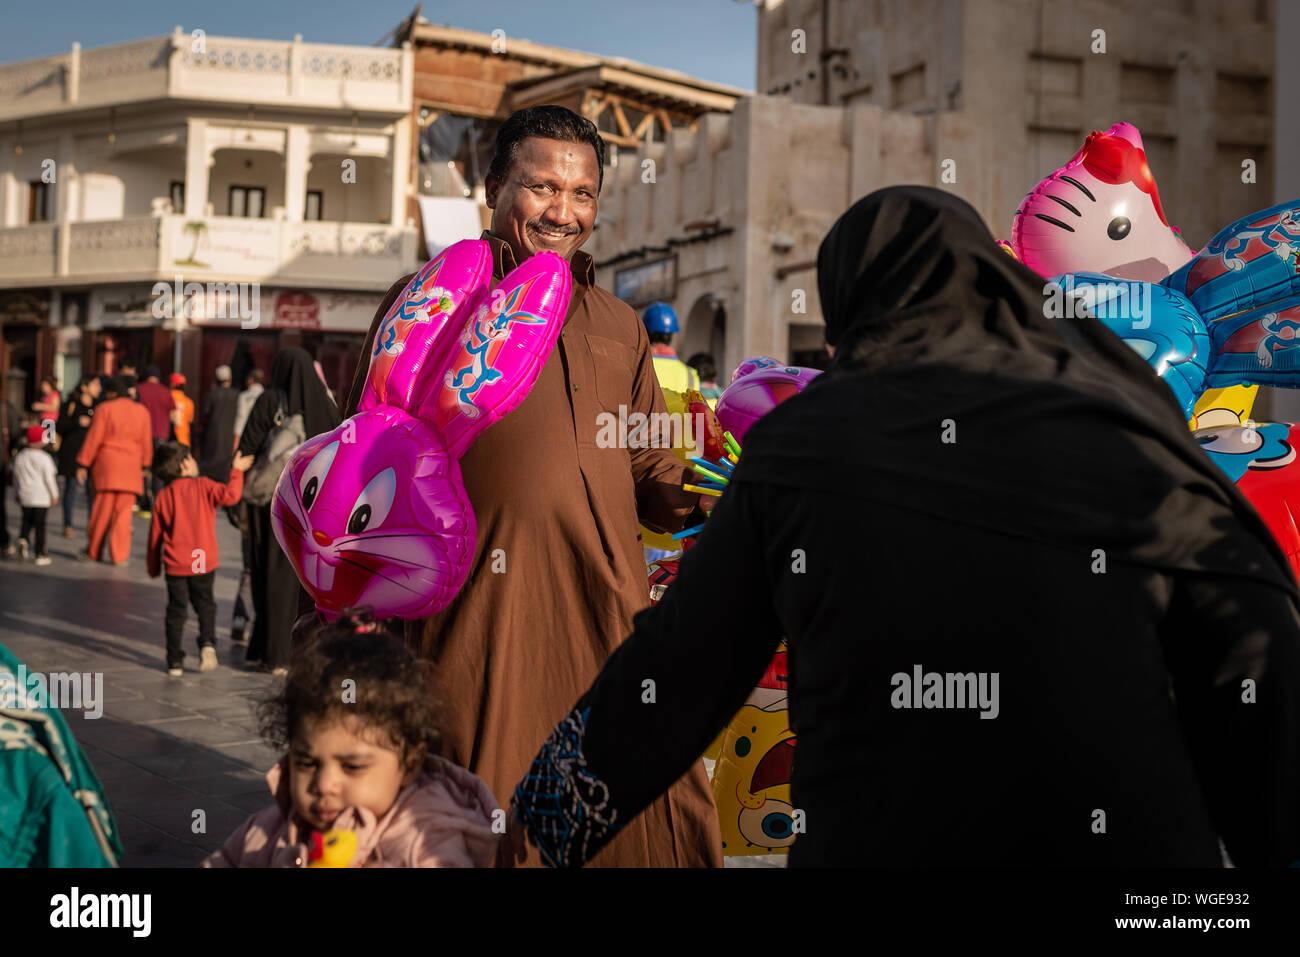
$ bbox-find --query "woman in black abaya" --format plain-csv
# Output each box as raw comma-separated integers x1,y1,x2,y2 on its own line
507,186,1300,868
238,348,340,671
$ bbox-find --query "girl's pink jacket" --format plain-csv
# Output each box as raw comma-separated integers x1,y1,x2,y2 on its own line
202,754,500,868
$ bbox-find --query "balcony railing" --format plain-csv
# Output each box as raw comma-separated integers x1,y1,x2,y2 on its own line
0,32,411,123
0,214,416,290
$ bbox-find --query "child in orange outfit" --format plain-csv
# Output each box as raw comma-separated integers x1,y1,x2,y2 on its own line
75,376,152,564
202,611,499,868
147,441,252,675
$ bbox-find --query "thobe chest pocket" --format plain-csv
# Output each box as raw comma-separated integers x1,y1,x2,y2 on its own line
584,333,637,414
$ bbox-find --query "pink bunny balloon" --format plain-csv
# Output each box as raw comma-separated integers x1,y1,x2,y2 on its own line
271,239,572,620
1011,122,1193,282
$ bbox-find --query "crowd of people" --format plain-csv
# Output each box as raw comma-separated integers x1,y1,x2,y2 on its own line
0,357,339,680
2,104,1298,870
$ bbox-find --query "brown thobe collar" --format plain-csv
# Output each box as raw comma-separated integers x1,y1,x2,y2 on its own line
479,230,596,289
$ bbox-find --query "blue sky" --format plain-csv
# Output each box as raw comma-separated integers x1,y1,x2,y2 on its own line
0,0,758,90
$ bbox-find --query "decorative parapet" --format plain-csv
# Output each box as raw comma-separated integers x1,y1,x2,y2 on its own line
0,214,415,289
0,33,411,123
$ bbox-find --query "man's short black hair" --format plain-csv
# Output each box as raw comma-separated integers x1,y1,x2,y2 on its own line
648,331,674,346
248,368,264,386
153,440,192,485
488,106,606,194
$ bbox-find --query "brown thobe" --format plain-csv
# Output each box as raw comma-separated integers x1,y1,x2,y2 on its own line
344,232,723,867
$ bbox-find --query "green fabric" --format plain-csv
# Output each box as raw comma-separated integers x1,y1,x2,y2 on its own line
0,644,122,867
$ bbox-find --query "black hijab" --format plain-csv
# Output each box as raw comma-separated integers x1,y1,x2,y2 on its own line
735,186,1297,591
270,347,340,440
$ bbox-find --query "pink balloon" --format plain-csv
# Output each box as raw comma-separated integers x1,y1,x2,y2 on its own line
271,240,572,620
1011,123,1193,282
431,250,572,459
715,363,822,445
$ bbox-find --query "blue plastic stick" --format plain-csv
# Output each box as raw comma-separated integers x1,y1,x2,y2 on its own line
672,523,707,540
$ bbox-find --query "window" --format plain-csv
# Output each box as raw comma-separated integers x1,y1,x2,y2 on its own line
1120,63,1176,105
28,181,49,222
305,190,323,221
169,181,185,213
229,185,265,218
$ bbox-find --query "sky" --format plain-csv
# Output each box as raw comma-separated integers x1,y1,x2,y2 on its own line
0,0,758,91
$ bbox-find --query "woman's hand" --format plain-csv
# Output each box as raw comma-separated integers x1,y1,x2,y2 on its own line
76,467,87,486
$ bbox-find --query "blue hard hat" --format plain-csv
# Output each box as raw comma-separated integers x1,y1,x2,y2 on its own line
642,301,679,334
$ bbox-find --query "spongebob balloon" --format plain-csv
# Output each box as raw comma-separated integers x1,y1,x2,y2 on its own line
709,643,798,856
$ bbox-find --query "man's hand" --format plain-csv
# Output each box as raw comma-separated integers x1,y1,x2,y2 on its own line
76,467,87,486
495,803,529,868
233,452,255,472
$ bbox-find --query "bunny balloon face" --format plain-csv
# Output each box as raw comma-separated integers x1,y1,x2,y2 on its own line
270,238,572,620
272,408,475,619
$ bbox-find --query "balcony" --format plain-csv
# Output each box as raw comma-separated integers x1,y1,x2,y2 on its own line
0,32,412,123
0,215,417,290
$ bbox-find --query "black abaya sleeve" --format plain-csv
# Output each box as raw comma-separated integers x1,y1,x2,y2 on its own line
512,480,786,867
237,389,279,457
1160,572,1300,868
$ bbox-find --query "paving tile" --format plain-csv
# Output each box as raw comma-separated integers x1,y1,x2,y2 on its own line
210,740,280,772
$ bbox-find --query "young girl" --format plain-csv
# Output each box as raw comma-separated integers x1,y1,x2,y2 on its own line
202,610,499,867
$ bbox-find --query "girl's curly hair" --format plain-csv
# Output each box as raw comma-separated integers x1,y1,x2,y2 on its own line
256,608,442,761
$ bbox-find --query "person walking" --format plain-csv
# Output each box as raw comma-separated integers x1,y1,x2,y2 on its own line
239,348,339,672
31,376,60,428
170,373,194,447
76,377,152,565
229,367,264,642
0,395,22,556
56,375,100,537
12,425,59,566
147,441,252,675
199,365,238,482
506,186,1300,869
135,366,174,517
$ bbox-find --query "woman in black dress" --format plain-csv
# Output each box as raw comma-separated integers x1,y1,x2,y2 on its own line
56,375,101,536
237,348,339,672
507,187,1300,868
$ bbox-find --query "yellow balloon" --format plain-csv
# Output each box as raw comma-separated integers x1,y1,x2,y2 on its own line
1189,385,1257,430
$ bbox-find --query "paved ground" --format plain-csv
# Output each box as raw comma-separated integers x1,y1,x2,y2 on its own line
0,498,277,867
1,496,785,868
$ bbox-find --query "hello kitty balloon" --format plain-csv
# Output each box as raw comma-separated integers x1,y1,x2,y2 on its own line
270,239,571,620
1011,122,1193,283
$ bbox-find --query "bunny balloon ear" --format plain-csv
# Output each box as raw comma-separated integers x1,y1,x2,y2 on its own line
358,239,493,415
427,250,572,458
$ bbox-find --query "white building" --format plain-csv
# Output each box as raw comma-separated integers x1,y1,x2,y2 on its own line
0,28,418,410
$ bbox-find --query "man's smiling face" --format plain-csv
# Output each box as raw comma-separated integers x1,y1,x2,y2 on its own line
485,136,599,264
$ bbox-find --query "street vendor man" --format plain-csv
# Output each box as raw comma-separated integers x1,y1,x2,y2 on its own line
339,105,722,867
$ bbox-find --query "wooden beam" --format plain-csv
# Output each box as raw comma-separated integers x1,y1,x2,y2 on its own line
655,109,672,139
610,95,632,138
598,130,638,149
631,110,655,141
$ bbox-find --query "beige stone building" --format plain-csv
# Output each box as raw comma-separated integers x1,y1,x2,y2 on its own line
589,0,1283,381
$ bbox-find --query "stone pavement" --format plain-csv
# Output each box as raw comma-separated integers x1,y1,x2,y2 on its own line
1,496,787,868
0,497,277,867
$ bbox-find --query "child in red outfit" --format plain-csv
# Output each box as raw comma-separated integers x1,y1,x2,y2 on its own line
148,441,254,675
